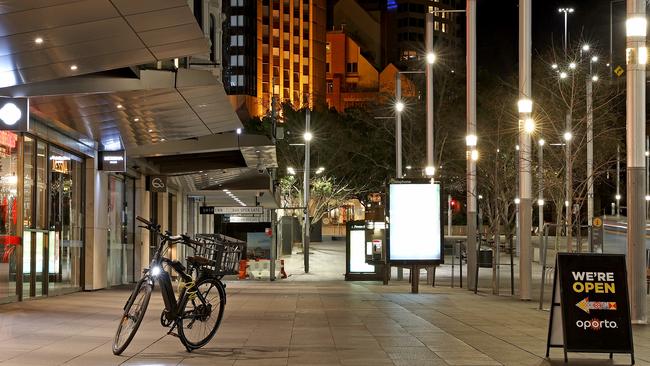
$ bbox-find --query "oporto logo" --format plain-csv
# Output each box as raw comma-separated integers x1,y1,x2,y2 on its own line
576,318,618,331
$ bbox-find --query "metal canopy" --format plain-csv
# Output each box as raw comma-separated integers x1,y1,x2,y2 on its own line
26,69,241,150
0,0,208,87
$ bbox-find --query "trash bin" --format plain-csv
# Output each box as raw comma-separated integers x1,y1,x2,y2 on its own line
478,249,493,268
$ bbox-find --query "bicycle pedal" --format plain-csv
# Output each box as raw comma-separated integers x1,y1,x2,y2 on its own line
167,330,180,338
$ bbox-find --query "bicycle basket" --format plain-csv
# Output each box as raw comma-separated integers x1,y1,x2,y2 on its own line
195,234,244,275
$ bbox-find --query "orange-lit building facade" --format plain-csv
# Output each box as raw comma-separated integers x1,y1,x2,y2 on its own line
254,0,327,116
326,30,416,112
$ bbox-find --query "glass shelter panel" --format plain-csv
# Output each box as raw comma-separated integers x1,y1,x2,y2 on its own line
0,132,19,303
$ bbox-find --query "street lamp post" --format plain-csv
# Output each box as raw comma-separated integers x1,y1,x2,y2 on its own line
538,139,545,249
625,1,647,324
303,110,312,273
558,7,574,54
518,0,533,300
586,52,598,228
466,0,478,292
395,75,403,179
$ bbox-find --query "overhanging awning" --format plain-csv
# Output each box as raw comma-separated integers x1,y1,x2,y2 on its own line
0,0,208,88
24,69,241,150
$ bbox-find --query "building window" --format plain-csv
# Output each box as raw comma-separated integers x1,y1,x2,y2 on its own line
230,35,244,47
400,50,417,61
434,21,440,31
442,23,447,33
326,62,330,73
230,75,245,87
231,15,244,26
230,55,245,66
346,62,358,73
231,0,244,6
327,82,333,93
194,0,203,29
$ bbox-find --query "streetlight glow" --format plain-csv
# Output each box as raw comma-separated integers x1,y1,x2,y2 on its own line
517,98,533,113
287,167,296,175
551,63,558,69
303,132,313,141
515,198,521,205
591,55,598,62
592,75,599,82
426,52,436,64
616,194,622,200
538,199,545,206
395,101,405,112
316,167,325,174
465,134,478,146
582,44,590,51
563,131,573,141
646,195,650,201
470,149,479,161
559,71,568,79
539,138,545,146
523,118,535,133
626,17,647,37
236,128,242,135
425,166,435,176
569,62,577,69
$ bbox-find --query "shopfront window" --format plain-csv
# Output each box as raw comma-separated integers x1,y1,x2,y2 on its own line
107,175,135,286
48,146,83,294
0,131,19,303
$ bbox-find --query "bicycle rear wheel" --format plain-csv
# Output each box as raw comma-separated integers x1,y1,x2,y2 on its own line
178,277,225,350
112,280,152,355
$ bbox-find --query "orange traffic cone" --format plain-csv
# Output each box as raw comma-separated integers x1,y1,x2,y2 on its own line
238,259,248,279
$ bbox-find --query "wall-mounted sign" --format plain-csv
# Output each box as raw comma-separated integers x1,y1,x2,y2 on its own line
98,150,126,172
0,98,28,132
387,179,443,265
213,207,263,214
546,253,633,363
199,206,215,215
147,175,167,193
225,216,262,223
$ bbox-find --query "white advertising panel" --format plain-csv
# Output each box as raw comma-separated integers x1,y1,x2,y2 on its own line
349,229,375,273
388,181,442,263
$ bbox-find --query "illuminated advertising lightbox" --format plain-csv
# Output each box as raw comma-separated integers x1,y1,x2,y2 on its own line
387,179,443,265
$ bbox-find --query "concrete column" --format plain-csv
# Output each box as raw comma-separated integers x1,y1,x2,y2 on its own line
518,0,533,300
84,157,108,290
625,0,647,324
134,175,148,273
465,0,478,291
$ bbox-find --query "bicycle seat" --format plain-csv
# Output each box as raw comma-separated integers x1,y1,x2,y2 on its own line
187,256,212,266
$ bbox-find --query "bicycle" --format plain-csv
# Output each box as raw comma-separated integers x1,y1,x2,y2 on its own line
112,216,238,355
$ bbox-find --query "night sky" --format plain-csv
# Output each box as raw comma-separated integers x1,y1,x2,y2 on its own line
477,0,626,75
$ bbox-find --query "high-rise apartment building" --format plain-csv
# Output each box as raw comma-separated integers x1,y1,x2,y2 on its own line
223,0,327,118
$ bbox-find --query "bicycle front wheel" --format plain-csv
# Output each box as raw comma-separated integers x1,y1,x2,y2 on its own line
178,277,225,350
112,280,152,355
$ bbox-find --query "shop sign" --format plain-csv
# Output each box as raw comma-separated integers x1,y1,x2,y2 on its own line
199,206,215,215
148,176,167,192
51,156,70,174
0,98,28,132
213,207,263,214
546,253,633,363
98,150,126,172
224,216,262,223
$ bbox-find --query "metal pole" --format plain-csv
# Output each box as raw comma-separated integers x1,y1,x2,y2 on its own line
518,0,533,300
396,74,403,178
270,96,277,281
564,10,568,56
587,76,594,227
625,0,647,324
493,134,500,295
426,13,435,171
538,140,544,259
466,0,478,291
617,144,621,215
646,136,649,217
565,112,573,251
448,195,452,237
610,1,614,78
303,109,311,273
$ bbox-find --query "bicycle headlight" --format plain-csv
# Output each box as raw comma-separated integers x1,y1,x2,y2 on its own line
151,266,162,277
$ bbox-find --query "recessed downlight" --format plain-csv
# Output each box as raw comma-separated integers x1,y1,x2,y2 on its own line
148,129,153,132
34,37,43,44
116,104,123,109
160,138,166,141
134,117,139,122
70,65,78,71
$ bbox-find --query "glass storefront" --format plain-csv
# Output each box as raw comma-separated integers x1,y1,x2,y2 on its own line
19,137,84,299
0,132,19,303
107,175,135,286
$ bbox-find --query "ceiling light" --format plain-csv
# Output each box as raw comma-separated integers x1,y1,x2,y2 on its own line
148,129,153,132
134,117,140,122
70,65,78,71
116,104,123,109
160,138,166,141
34,37,43,44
